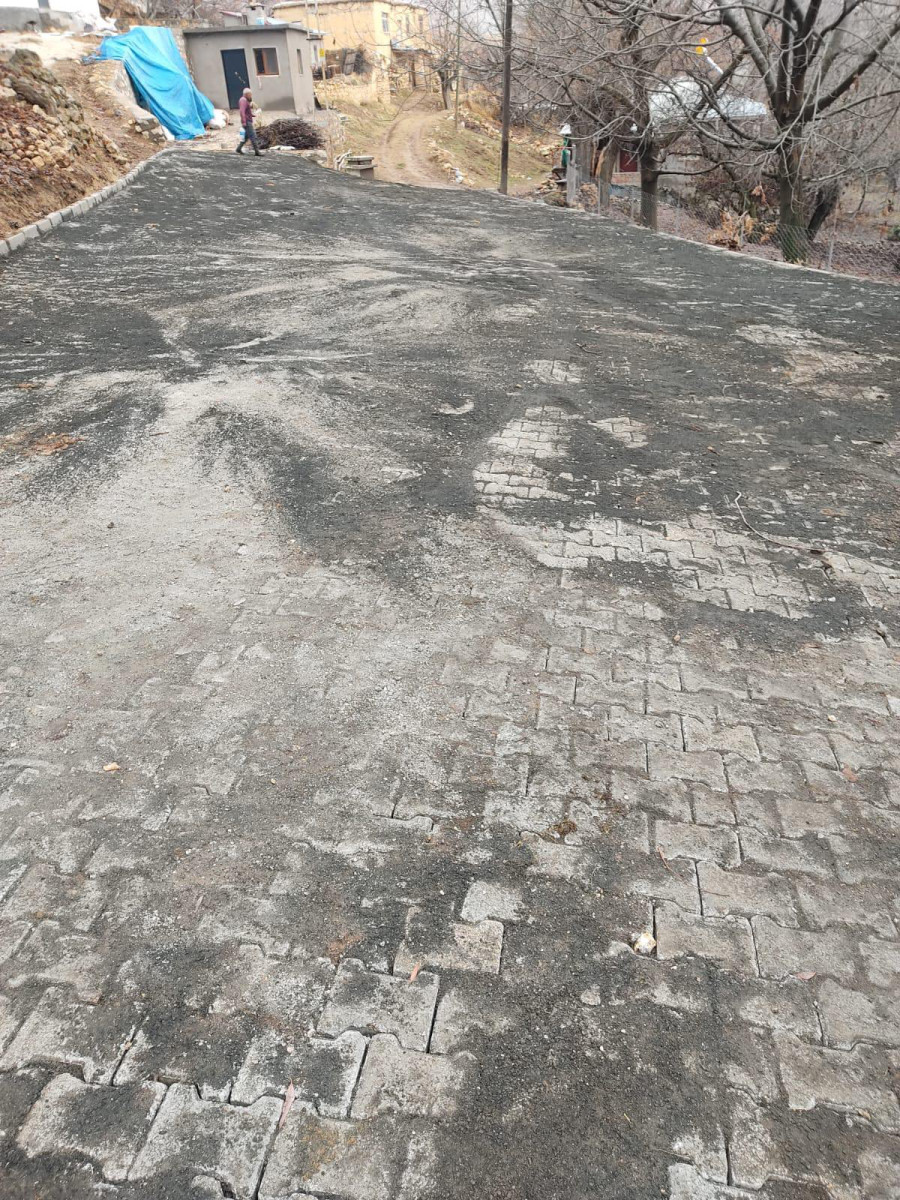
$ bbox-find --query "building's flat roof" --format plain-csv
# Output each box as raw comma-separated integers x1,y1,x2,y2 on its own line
184,21,322,35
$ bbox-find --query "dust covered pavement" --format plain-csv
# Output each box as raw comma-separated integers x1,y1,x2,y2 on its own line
1,151,899,1199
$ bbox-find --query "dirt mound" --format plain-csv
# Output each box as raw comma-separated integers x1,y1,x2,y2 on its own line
0,48,152,239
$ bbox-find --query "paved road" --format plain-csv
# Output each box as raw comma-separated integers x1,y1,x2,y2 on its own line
1,150,899,1200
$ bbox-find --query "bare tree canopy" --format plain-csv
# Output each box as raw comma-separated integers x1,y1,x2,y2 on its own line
430,0,900,257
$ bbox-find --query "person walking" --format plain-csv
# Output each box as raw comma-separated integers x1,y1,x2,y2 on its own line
236,87,261,157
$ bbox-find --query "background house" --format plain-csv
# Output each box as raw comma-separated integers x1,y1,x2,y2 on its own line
0,0,103,32
183,21,321,112
270,0,432,98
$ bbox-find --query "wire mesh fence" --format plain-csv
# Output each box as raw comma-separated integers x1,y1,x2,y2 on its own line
572,180,900,285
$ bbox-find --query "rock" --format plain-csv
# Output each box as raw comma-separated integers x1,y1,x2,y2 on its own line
0,86,16,102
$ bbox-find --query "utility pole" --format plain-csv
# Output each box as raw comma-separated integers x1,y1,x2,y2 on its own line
453,0,462,130
498,0,513,194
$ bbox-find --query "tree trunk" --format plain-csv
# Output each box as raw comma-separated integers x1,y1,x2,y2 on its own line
596,141,614,211
777,142,809,262
807,181,840,243
639,145,659,231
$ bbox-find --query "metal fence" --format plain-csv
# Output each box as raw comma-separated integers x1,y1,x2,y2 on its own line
573,181,900,285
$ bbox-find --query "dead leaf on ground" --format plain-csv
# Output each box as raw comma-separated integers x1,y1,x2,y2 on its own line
841,764,859,782
102,762,121,773
542,818,577,841
21,433,83,458
325,931,362,965
278,1080,295,1130
793,971,816,981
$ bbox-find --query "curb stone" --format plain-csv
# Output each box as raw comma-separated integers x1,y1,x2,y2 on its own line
0,147,170,262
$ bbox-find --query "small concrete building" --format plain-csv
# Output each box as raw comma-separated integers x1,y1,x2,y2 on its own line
183,23,321,113
0,0,101,31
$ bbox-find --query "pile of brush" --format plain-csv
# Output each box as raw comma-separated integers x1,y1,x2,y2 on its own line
255,118,324,151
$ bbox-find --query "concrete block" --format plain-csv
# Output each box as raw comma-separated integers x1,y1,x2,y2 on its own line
231,1029,365,1115
656,820,741,867
753,917,859,983
460,881,523,923
698,862,798,925
0,987,136,1084
318,958,438,1050
260,1103,403,1200
350,1033,469,1119
394,908,503,975
656,903,757,974
777,1034,900,1131
17,1074,164,1182
130,1085,280,1196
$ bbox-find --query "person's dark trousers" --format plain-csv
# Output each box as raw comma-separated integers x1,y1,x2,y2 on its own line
236,125,261,156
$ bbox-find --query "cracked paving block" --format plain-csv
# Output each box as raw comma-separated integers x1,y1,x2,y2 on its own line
129,1084,281,1197
753,917,859,983
114,1011,255,1102
394,908,503,975
655,820,740,867
231,1029,365,1115
656,903,757,975
697,862,798,925
460,881,523,923
667,1162,760,1199
430,983,515,1054
350,1033,470,1119
0,987,138,1084
17,1073,165,1182
776,1034,900,1132
817,979,900,1049
318,958,439,1050
616,852,701,912
671,1125,727,1184
259,1104,406,1200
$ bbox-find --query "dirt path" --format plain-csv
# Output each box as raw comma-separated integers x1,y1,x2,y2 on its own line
376,94,458,188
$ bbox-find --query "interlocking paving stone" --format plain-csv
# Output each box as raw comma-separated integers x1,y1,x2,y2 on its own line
231,1028,366,1113
129,1085,281,1196
777,1035,900,1132
656,904,758,975
16,1073,164,1182
1,151,898,1199
317,958,439,1050
259,1104,408,1200
350,1033,470,1119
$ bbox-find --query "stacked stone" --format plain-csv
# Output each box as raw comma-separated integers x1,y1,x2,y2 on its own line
0,49,127,181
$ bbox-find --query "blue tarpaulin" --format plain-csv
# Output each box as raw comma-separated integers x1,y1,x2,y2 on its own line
98,27,214,140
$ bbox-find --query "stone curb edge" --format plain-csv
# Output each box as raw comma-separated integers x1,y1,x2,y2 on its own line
0,146,171,262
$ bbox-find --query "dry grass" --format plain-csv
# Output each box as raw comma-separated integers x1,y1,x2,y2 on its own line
428,112,551,194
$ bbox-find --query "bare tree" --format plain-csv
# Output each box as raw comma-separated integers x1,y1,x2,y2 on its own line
471,0,900,256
